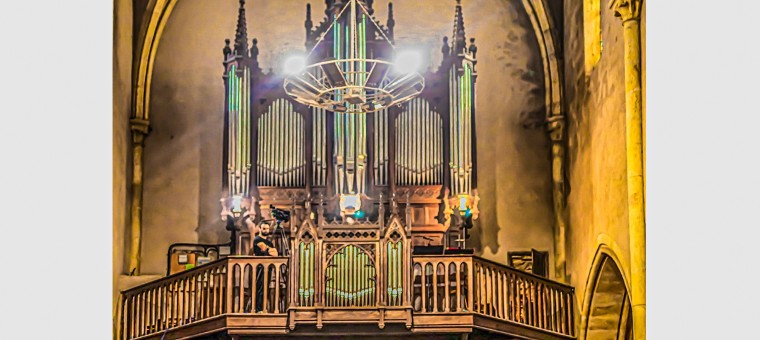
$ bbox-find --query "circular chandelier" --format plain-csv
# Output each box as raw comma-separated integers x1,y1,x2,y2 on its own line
283,0,425,114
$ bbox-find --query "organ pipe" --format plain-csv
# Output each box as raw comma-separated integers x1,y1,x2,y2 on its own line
256,99,306,187
394,98,443,186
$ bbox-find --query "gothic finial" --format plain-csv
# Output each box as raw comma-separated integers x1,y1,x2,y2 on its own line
441,36,450,58
250,38,259,62
452,0,467,55
305,3,313,40
234,0,249,57
387,2,395,42
223,39,232,59
468,37,477,59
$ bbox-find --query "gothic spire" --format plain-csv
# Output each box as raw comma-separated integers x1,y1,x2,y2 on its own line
305,3,313,41
452,0,466,55
234,0,249,57
387,2,395,42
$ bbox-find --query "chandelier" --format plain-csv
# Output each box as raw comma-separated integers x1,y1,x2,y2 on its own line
283,0,425,114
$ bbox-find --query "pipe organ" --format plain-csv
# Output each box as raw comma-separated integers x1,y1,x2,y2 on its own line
223,0,478,243
221,0,479,318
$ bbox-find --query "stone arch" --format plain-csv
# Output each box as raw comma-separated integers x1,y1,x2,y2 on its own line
580,245,633,340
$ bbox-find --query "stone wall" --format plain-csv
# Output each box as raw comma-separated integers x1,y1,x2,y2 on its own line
562,0,645,321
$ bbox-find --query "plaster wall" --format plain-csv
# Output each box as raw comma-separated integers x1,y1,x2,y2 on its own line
562,0,645,315
139,0,555,275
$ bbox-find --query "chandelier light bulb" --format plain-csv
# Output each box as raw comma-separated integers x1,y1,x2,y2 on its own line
393,50,423,75
283,55,307,75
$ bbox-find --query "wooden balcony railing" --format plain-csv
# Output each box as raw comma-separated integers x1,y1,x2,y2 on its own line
471,257,574,337
121,255,574,339
120,257,288,340
412,255,575,339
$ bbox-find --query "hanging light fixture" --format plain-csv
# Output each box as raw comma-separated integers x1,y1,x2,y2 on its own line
283,0,425,114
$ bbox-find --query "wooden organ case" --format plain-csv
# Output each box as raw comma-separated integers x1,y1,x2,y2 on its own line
221,0,479,330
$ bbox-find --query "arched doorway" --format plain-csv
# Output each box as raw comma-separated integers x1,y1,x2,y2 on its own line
584,254,632,340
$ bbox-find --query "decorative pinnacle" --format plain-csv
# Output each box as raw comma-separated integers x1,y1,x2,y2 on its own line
452,0,466,55
306,4,313,29
387,2,395,41
234,0,249,57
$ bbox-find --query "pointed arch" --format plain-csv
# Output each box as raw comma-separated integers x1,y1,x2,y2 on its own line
580,244,633,340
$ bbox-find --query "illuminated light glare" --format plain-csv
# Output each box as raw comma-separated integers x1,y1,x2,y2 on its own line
354,210,366,219
232,195,243,212
393,49,423,75
283,55,307,75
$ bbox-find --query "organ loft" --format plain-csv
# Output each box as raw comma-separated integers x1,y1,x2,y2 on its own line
117,0,647,339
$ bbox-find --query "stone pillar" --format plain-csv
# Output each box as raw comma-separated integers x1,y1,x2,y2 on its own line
547,115,567,282
610,0,645,339
129,118,150,275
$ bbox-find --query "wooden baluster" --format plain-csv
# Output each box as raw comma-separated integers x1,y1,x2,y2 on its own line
264,264,270,313
537,283,543,329
275,263,281,313
167,282,172,327
154,287,160,331
146,289,152,333
238,264,245,313
144,291,149,335
556,290,563,334
208,270,214,317
495,270,501,319
552,288,558,332
527,278,533,326
180,279,186,325
528,279,534,326
536,283,542,329
560,289,566,334
479,265,485,314
121,295,127,340
443,263,450,312
253,263,259,313
187,279,192,324
187,277,193,322
142,291,148,336
127,295,134,339
206,269,212,318
489,267,494,316
432,262,438,312
216,267,223,316
421,262,427,312
569,290,575,336
137,293,143,336
222,266,227,315
532,281,538,327
502,271,508,320
481,266,486,315
131,294,137,338
145,289,151,333
157,285,163,331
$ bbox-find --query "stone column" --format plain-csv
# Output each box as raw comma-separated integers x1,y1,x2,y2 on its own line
128,118,150,275
610,0,645,339
547,115,567,282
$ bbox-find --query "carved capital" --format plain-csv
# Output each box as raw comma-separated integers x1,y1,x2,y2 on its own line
609,0,642,22
130,118,150,145
546,115,565,142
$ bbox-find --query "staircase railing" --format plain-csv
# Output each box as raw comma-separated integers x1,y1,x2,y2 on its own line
120,257,288,340
412,255,575,338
